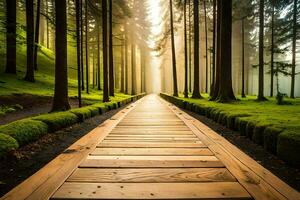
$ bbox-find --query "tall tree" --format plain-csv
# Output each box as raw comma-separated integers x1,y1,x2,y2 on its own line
33,0,41,71
120,33,125,93
131,42,137,95
109,0,115,96
125,26,129,94
75,0,82,107
290,0,297,98
170,0,179,97
102,0,109,102
192,0,202,98
24,0,35,82
97,20,101,90
188,0,192,93
5,0,17,74
241,18,246,98
203,0,208,93
80,0,85,91
52,0,70,111
183,0,189,98
85,0,89,94
210,0,216,96
269,0,275,97
257,0,267,101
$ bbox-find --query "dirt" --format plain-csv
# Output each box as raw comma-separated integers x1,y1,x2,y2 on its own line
0,107,122,197
0,94,80,125
186,110,300,192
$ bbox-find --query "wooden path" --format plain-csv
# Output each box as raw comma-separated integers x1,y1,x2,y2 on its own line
2,95,300,200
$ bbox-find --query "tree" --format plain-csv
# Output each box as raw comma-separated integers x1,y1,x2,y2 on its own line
24,0,35,82
5,0,16,74
290,0,297,98
52,0,70,111
120,33,125,93
33,0,41,71
85,0,89,94
241,18,246,98
257,0,267,101
131,41,137,95
102,0,109,102
109,0,115,96
192,0,202,99
203,0,208,93
75,0,82,107
170,0,179,97
80,0,85,91
188,0,192,93
97,20,101,91
209,0,216,96
183,0,189,98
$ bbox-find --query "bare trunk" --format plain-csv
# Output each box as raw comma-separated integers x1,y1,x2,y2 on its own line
204,0,208,93
241,18,246,98
109,0,115,96
102,0,109,102
5,0,16,74
184,0,189,98
291,0,297,98
75,0,82,107
210,0,216,96
170,0,178,97
25,0,35,82
33,0,41,71
85,0,89,94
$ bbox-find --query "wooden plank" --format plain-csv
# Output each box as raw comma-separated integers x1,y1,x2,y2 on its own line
117,122,186,126
110,130,194,135
165,98,300,200
52,182,251,199
1,100,140,200
103,137,199,141
67,168,236,183
91,147,214,156
97,142,206,148
107,134,196,138
113,126,190,131
102,139,201,143
79,156,225,168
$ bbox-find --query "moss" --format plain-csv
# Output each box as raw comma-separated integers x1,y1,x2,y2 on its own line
92,103,109,114
246,122,256,139
70,107,92,122
263,127,283,154
33,112,78,132
252,124,267,145
277,130,300,167
87,106,99,117
0,133,19,157
0,119,48,146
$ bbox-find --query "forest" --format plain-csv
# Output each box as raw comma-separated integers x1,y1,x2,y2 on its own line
0,0,300,198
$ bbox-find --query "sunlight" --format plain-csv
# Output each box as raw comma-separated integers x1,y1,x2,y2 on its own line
147,0,163,48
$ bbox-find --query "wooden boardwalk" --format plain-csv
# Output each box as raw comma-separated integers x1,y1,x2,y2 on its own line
2,95,300,200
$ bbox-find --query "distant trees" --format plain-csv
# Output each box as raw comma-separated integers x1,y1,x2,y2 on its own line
52,0,70,111
5,0,16,74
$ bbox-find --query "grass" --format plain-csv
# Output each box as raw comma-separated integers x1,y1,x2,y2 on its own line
161,93,300,166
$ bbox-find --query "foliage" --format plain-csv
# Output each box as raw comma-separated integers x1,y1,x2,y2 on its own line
0,133,19,157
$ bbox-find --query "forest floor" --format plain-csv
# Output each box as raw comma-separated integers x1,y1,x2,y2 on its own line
0,106,123,196
187,110,300,192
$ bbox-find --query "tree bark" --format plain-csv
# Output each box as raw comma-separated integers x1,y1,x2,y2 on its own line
109,0,115,96
46,0,49,48
217,0,235,102
131,42,137,95
33,0,41,71
75,0,82,107
97,20,101,90
192,0,202,98
85,0,89,94
170,0,178,97
125,26,129,94
52,0,70,111
291,0,297,98
25,0,35,82
102,0,109,102
120,34,125,93
188,0,192,93
5,0,17,74
184,0,189,98
80,0,85,91
257,0,267,101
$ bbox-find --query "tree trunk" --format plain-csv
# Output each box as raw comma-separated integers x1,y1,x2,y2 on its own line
257,0,267,101
217,0,235,102
102,0,109,102
188,0,192,93
80,0,84,91
120,35,125,93
33,0,41,71
170,0,178,97
5,0,17,74
184,0,189,98
241,18,246,98
270,0,274,97
192,0,202,98
125,26,129,94
52,0,70,111
204,0,208,93
97,20,101,90
25,0,35,82
210,0,216,96
109,0,115,96
46,0,49,49
131,42,137,95
85,0,89,94
92,48,95,88
75,0,82,107
291,0,297,98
